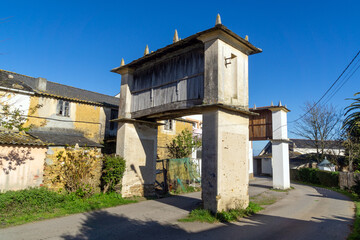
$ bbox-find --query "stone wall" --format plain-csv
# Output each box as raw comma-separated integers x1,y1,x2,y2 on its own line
339,172,360,189
43,146,103,192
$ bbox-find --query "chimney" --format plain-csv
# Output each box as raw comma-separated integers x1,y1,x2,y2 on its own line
35,77,47,91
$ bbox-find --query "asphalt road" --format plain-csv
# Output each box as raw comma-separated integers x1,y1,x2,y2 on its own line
0,178,354,240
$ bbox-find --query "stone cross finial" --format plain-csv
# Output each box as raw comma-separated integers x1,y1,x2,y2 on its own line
215,14,222,26
144,45,149,56
121,58,125,66
173,29,179,43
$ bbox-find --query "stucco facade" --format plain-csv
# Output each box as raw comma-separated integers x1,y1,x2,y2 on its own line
157,119,194,159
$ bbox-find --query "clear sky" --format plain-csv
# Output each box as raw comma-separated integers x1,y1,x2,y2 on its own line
1,1,359,153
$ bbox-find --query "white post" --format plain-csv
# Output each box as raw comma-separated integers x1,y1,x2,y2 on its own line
249,141,254,179
271,108,290,189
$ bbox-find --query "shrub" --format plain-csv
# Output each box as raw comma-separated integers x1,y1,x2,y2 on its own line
101,155,126,193
298,168,320,184
56,148,102,197
317,170,339,187
166,129,201,159
291,168,339,187
0,187,66,215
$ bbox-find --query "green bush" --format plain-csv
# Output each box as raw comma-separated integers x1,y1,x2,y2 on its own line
290,168,339,187
317,170,339,187
101,155,126,193
298,168,320,184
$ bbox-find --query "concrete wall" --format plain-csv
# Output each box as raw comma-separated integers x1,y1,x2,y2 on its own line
117,122,157,197
202,108,249,212
0,145,47,191
262,158,272,175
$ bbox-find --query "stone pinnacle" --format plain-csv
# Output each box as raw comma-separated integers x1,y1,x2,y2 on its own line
215,14,222,26
144,45,149,56
173,29,179,43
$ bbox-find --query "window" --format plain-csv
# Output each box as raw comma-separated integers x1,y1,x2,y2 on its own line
110,109,118,130
56,100,70,117
164,120,173,131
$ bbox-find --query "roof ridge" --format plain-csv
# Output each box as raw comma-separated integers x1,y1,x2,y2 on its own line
0,69,36,79
1,69,118,99
47,80,118,99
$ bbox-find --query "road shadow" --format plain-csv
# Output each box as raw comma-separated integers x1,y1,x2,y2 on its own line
61,209,353,240
307,187,353,202
151,193,202,211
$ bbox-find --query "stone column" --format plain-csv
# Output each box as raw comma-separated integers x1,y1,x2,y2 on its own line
117,122,157,197
116,67,158,197
202,108,249,213
271,108,290,189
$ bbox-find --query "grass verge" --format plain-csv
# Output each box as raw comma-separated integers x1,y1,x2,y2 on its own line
178,202,263,223
0,187,136,228
292,180,359,240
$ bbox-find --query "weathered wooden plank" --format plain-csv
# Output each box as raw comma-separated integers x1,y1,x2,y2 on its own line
130,48,204,113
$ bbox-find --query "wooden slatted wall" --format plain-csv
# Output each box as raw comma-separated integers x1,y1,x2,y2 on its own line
249,109,273,141
130,48,204,112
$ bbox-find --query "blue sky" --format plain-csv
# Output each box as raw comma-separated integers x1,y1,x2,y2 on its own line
1,1,359,153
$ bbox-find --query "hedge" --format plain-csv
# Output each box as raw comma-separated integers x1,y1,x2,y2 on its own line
290,168,339,187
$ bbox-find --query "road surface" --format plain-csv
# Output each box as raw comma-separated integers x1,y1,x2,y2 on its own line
0,178,354,240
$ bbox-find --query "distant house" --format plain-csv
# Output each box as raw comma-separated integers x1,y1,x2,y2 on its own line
253,139,345,176
157,117,199,159
0,70,119,152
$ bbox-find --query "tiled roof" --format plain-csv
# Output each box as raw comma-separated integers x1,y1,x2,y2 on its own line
0,70,119,107
0,130,46,146
29,129,103,148
291,139,343,149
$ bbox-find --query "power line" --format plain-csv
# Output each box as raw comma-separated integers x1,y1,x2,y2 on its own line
290,49,360,123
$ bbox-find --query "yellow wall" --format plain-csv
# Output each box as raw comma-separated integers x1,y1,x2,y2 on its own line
24,96,46,128
157,120,193,159
74,103,101,141
24,95,103,142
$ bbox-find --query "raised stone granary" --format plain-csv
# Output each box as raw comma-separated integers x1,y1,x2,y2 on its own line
111,16,289,213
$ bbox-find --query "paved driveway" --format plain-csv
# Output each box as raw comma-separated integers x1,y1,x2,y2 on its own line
0,178,354,240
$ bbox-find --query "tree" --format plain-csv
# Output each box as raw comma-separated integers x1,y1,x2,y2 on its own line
342,92,360,171
0,91,42,131
166,129,201,159
293,101,342,162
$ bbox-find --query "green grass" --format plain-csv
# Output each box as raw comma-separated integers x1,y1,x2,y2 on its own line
0,187,136,228
178,202,263,223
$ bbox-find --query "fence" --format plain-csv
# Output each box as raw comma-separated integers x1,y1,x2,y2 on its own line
155,158,201,193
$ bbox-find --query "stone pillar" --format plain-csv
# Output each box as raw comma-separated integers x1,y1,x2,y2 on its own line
271,108,290,189
249,141,254,179
116,67,158,197
202,108,249,213
117,122,157,197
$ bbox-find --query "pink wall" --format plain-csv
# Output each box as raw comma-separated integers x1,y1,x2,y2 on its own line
0,145,47,191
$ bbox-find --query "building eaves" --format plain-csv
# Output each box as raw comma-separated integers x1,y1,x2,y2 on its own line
112,24,262,73
0,130,46,146
29,129,103,148
0,70,119,107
